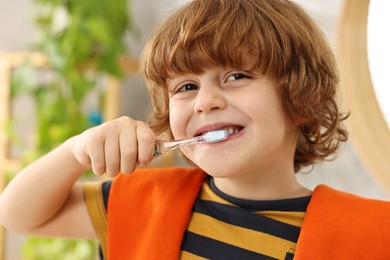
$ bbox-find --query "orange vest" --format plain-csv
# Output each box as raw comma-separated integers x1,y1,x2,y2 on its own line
107,167,390,259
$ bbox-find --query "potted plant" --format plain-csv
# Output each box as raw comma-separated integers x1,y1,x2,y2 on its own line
10,0,133,258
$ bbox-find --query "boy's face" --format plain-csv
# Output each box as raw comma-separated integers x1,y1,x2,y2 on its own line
167,64,298,178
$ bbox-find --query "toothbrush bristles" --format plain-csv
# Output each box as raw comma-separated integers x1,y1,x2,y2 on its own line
202,130,229,143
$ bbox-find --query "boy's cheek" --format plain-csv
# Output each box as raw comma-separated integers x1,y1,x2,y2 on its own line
169,107,190,139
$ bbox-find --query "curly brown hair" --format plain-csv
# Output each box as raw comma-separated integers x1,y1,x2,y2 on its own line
140,0,348,172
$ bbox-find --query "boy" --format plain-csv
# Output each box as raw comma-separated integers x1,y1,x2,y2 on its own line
1,0,390,259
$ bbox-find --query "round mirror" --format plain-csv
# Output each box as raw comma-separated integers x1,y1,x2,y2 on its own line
338,0,390,191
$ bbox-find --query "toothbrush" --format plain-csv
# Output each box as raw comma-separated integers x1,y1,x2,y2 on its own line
153,129,229,157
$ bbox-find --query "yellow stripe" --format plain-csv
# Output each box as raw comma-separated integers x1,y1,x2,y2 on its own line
256,211,305,227
187,212,297,259
180,250,208,260
199,183,235,206
83,182,108,258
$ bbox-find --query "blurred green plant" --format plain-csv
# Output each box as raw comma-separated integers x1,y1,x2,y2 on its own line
9,0,133,259
23,238,97,260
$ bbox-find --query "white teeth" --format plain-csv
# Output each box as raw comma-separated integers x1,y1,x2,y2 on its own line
223,126,240,136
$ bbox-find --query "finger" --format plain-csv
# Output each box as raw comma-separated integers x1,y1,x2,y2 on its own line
104,133,121,177
89,135,106,176
136,123,156,166
119,126,138,174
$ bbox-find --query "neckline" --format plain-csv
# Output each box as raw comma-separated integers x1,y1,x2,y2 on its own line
208,177,311,211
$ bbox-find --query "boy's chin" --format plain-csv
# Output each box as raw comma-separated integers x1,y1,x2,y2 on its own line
198,161,245,179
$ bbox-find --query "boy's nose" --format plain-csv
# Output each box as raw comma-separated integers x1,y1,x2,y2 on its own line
193,85,227,113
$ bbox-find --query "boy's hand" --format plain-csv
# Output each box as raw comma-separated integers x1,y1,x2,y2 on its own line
72,116,156,176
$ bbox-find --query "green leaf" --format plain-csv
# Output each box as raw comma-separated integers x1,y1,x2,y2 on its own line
11,63,37,96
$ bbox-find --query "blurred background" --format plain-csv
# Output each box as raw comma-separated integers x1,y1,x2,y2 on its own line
0,0,389,259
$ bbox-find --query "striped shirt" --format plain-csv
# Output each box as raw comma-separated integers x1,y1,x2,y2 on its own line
179,179,310,259
93,178,310,259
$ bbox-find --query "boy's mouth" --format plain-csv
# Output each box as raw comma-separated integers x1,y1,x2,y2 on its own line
197,125,243,138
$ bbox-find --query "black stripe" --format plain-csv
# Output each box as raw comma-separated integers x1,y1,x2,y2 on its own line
181,231,277,260
193,200,301,242
102,181,112,210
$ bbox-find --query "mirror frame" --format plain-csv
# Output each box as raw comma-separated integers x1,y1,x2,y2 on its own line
338,0,390,191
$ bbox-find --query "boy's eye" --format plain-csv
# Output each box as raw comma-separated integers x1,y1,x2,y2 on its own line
176,83,198,93
227,73,248,81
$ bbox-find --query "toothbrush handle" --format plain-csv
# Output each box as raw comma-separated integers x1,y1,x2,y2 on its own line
153,138,199,157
